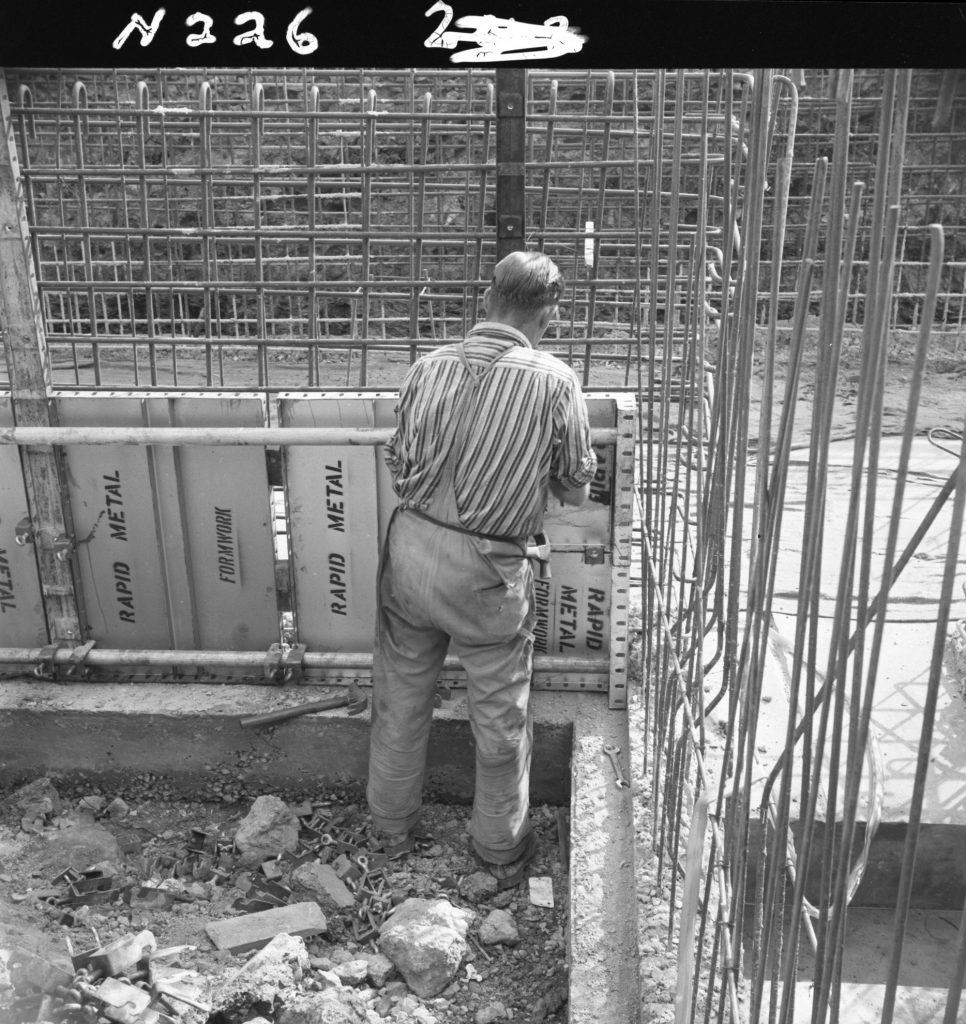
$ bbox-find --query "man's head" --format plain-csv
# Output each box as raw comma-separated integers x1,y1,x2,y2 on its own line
483,251,563,344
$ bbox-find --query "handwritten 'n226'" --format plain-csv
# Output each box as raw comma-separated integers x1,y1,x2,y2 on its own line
112,7,320,53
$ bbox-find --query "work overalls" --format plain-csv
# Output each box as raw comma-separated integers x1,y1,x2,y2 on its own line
366,342,538,865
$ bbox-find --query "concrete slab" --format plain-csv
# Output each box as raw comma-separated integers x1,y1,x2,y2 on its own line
0,681,577,806
768,436,966,825
568,700,641,1024
748,436,966,906
755,908,964,1023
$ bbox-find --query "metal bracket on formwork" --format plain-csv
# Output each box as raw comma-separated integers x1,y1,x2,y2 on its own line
264,643,285,683
583,546,606,565
282,644,307,684
66,640,97,681
14,517,35,546
34,639,70,680
52,533,74,563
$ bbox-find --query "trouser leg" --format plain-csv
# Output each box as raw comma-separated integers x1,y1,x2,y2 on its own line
454,621,534,864
366,539,448,835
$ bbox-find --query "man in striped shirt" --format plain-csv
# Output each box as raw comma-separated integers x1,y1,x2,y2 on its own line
367,251,597,886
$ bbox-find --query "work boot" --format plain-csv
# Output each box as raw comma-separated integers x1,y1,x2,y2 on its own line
475,830,538,890
372,830,414,859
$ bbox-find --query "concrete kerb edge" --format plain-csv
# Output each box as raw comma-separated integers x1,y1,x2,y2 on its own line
568,699,642,1024
0,679,578,806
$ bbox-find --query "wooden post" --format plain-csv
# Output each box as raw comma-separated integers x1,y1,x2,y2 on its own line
495,69,526,262
0,76,83,642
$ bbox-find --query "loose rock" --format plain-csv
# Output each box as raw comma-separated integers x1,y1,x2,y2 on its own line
277,991,359,1024
460,871,499,902
476,1002,507,1023
233,795,300,865
35,820,121,872
359,951,395,987
378,897,475,999
333,959,368,986
212,933,309,1013
478,909,520,947
6,777,62,820
291,861,355,910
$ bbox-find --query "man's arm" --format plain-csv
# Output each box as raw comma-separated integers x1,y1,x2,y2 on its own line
549,476,590,506
548,373,597,506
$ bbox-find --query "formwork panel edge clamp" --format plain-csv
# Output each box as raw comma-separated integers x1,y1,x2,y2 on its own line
282,644,307,685
264,643,284,683
66,640,97,680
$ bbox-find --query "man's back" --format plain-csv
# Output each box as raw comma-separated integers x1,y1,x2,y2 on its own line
387,322,596,539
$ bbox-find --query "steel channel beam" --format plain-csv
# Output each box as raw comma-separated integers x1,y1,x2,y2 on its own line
495,69,525,262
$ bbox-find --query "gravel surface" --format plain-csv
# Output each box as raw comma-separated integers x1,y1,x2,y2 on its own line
0,779,570,1023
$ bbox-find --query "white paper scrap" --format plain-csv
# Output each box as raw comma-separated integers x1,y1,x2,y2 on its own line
529,875,555,908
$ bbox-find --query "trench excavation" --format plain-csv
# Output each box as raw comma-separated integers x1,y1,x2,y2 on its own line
1,68,966,1024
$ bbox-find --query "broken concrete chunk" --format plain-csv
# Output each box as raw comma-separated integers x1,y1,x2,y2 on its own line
6,777,62,818
205,902,327,954
234,795,300,865
478,909,520,946
291,861,355,910
104,796,130,819
37,821,122,873
212,933,307,1014
377,897,475,999
358,951,395,987
459,870,499,902
333,959,368,986
277,991,358,1024
6,949,73,993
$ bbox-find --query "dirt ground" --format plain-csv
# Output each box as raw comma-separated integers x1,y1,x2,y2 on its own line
0,780,570,1024
757,326,965,448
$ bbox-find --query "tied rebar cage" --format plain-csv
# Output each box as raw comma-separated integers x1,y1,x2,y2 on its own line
2,67,966,1024
639,69,966,1024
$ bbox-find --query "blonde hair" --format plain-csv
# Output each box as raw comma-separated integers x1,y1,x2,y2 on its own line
487,251,564,315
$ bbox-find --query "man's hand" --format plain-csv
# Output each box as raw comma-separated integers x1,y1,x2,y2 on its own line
549,477,590,507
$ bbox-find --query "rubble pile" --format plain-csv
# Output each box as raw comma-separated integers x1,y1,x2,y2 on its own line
0,778,570,1024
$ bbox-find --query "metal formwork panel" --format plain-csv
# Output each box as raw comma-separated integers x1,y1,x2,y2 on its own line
54,392,278,650
532,557,613,666
55,393,173,648
279,394,632,692
0,395,48,647
154,395,279,650
280,394,382,651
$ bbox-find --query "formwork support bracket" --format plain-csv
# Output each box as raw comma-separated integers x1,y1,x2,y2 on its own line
0,76,82,642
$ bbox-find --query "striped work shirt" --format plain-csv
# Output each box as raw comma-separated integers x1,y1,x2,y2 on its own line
385,322,598,539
